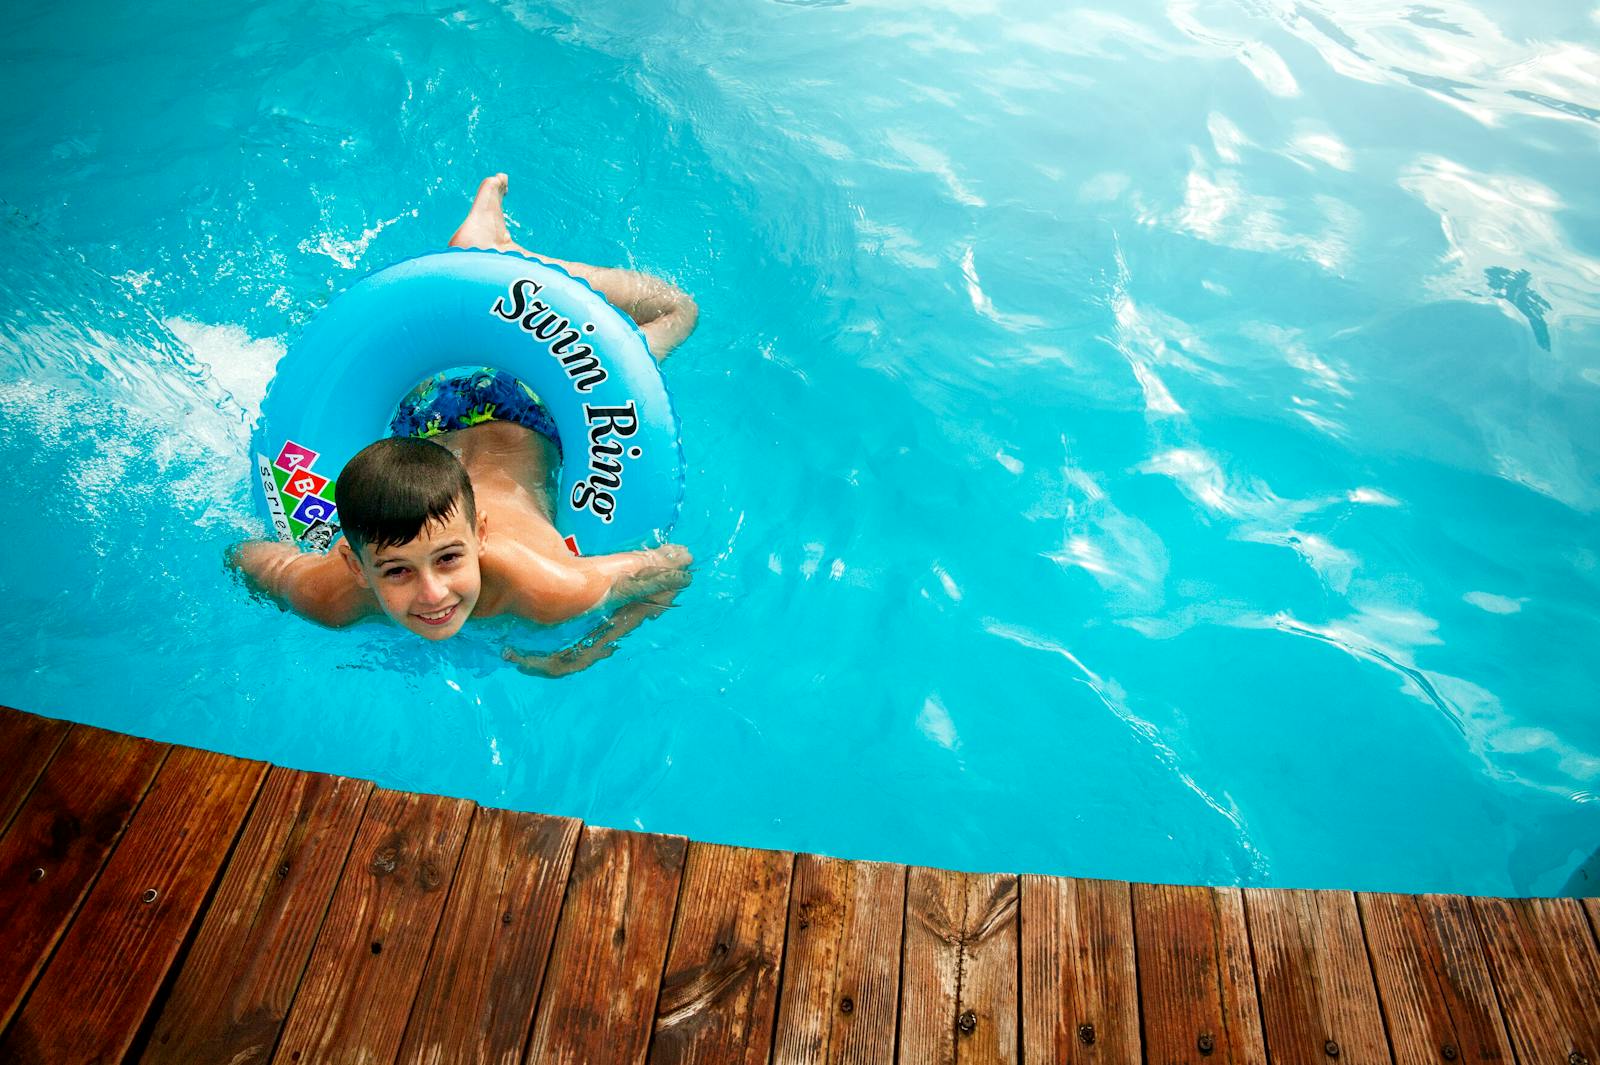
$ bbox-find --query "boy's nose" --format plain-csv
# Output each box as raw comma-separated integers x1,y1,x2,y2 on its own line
416,569,449,604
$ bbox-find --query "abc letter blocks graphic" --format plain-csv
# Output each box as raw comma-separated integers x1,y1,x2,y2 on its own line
269,441,340,546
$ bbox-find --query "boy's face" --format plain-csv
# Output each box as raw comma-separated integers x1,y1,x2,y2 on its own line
341,501,488,641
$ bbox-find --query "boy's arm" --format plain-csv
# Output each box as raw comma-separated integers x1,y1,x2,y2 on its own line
503,587,684,679
525,252,698,361
226,541,374,627
504,544,693,625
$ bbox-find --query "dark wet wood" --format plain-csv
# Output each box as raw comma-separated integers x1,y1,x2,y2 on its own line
397,807,581,1065
899,868,1020,1065
0,745,264,1065
771,855,906,1065
1132,883,1266,1065
1472,896,1600,1065
270,787,474,1065
140,767,373,1065
649,842,794,1065
1358,892,1513,1065
1245,887,1391,1065
0,726,169,1033
524,826,688,1065
2,706,1598,1065
0,708,69,836
1020,875,1139,1065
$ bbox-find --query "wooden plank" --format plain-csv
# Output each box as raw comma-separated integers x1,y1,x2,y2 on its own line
270,787,474,1065
0,707,70,837
0,744,265,1065
1472,896,1600,1065
140,767,373,1065
1358,893,1512,1065
649,842,794,1065
397,807,582,1065
1586,897,1600,949
0,725,169,1033
898,867,1019,1065
771,855,906,1065
1020,875,1138,1065
525,826,688,1065
1132,883,1265,1065
1244,888,1391,1065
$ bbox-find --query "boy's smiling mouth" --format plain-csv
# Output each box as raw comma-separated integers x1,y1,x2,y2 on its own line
414,604,459,625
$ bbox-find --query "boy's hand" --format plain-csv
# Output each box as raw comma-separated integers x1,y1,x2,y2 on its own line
502,644,605,679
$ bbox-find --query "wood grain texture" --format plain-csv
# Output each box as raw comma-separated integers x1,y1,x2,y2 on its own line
899,868,1019,1065
1472,896,1600,1065
397,806,582,1065
648,842,794,1065
0,707,69,837
771,855,906,1065
1244,888,1390,1065
1133,883,1266,1065
0,744,265,1065
1358,893,1512,1065
525,826,688,1065
270,787,474,1065
1020,875,1139,1065
0,726,169,1033
140,767,373,1065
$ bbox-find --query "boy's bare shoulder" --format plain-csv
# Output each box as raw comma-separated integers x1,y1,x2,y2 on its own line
229,541,376,628
480,539,609,627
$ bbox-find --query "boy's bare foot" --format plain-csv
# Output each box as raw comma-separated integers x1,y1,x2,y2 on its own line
449,173,514,251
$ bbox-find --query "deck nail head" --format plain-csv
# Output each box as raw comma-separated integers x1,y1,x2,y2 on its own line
141,888,158,904
502,910,513,925
277,861,290,879
1078,1023,1096,1045
1442,1045,1458,1061
1325,1040,1341,1059
1198,1032,1215,1055
839,996,853,1014
1569,1052,1587,1065
957,1009,977,1035
29,867,45,882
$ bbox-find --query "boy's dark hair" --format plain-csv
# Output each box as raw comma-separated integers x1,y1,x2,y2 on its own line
336,438,476,557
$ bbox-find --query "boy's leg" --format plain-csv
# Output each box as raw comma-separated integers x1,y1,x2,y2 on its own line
447,174,698,361
449,173,531,255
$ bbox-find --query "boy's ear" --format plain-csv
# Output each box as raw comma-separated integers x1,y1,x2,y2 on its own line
338,542,370,588
476,510,489,547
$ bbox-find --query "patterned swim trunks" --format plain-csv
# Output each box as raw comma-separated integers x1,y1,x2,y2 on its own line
389,367,561,453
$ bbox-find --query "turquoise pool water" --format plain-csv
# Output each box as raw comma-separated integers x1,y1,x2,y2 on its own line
2,0,1597,896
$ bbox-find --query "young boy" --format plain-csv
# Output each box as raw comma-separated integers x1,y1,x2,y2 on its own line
229,174,697,677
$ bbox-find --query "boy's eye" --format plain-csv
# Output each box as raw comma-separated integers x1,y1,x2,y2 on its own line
438,552,461,566
382,567,409,580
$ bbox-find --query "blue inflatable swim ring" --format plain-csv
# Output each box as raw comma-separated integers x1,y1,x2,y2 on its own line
251,249,684,559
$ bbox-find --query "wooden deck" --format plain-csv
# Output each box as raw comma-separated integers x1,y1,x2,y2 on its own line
0,704,1596,1065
